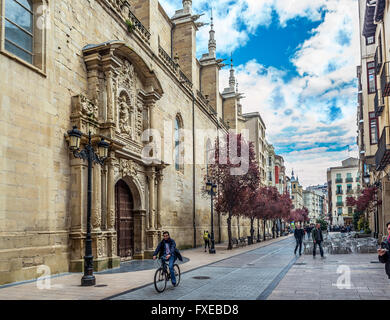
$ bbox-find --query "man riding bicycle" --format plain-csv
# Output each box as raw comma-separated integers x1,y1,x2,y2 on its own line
153,231,182,286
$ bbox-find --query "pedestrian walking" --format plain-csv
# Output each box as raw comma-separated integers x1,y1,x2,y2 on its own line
203,230,210,252
312,223,325,258
378,221,390,279
305,225,311,240
294,224,304,255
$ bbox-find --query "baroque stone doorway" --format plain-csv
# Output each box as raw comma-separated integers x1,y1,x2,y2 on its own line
115,179,134,259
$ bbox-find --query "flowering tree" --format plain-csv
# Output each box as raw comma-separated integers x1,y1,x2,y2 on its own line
289,207,309,225
346,187,378,213
270,192,293,236
251,186,279,241
346,186,380,231
206,133,260,250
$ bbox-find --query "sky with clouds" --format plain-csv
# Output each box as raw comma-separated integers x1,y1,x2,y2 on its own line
159,0,360,187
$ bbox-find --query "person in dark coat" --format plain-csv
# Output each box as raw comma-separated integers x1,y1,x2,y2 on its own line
153,231,182,286
305,225,311,240
294,224,304,255
312,223,325,258
378,222,390,279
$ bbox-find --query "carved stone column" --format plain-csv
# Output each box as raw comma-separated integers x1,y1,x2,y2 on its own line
104,69,114,123
156,170,163,230
145,168,158,258
101,51,120,124
148,168,156,230
91,163,102,232
83,52,101,104
69,157,87,272
106,153,116,230
133,209,147,260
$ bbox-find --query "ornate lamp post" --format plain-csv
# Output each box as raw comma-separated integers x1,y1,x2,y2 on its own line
67,126,109,286
206,180,217,254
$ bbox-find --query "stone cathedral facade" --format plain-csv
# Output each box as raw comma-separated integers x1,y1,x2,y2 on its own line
0,0,269,284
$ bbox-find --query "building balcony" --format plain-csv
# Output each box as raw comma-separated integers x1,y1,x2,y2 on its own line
336,190,343,195
380,61,390,97
335,178,343,183
336,201,344,207
375,126,390,171
346,189,354,195
356,177,360,182
375,90,384,116
345,177,353,183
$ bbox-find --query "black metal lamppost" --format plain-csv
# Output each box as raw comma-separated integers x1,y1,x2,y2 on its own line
206,180,217,254
67,126,109,286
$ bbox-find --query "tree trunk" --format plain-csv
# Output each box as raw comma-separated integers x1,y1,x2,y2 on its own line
257,218,260,241
263,219,266,241
272,220,276,239
227,211,232,250
218,212,221,243
250,217,254,239
237,216,240,238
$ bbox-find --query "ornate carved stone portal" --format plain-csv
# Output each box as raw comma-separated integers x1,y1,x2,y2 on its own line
68,41,165,272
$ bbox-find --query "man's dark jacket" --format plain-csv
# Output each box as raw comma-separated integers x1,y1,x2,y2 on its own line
379,237,390,279
294,228,304,241
153,238,183,261
311,228,323,242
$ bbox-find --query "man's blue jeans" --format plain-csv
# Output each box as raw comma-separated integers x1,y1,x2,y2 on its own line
162,255,177,284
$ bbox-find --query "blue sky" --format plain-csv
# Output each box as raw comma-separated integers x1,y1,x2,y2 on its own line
160,0,360,187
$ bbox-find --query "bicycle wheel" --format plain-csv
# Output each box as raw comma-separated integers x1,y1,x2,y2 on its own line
173,264,181,287
154,268,167,293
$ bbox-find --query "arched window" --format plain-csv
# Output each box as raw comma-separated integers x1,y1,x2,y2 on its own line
174,115,183,172
5,0,34,64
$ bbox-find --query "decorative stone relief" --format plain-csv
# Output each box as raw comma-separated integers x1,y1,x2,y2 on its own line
112,237,117,256
71,95,99,120
92,204,102,230
114,59,145,143
97,239,103,258
120,158,138,177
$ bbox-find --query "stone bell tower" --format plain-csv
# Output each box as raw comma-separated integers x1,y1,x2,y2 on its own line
171,0,198,84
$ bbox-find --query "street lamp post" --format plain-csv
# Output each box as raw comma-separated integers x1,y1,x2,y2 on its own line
206,180,217,254
67,126,109,286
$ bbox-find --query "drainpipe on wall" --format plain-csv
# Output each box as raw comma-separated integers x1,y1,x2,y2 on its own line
192,92,196,248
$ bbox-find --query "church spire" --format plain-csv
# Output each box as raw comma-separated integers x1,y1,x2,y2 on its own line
229,54,236,90
208,8,216,58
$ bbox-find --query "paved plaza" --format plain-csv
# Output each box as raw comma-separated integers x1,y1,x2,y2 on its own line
268,251,390,300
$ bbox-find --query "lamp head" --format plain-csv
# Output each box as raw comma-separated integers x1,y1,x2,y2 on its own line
67,126,82,151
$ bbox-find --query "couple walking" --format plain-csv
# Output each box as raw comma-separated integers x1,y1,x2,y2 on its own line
294,223,325,258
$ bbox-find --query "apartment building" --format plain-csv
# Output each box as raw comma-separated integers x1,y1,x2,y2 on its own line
327,158,360,226
358,0,390,238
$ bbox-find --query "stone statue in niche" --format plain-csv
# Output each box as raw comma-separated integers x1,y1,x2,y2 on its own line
119,95,131,136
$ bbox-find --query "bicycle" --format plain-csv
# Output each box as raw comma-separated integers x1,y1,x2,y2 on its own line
154,257,181,293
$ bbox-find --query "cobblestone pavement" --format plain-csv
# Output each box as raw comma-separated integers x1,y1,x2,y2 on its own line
268,251,390,300
110,237,297,300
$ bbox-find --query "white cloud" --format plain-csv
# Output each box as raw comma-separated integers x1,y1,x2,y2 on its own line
158,0,360,186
